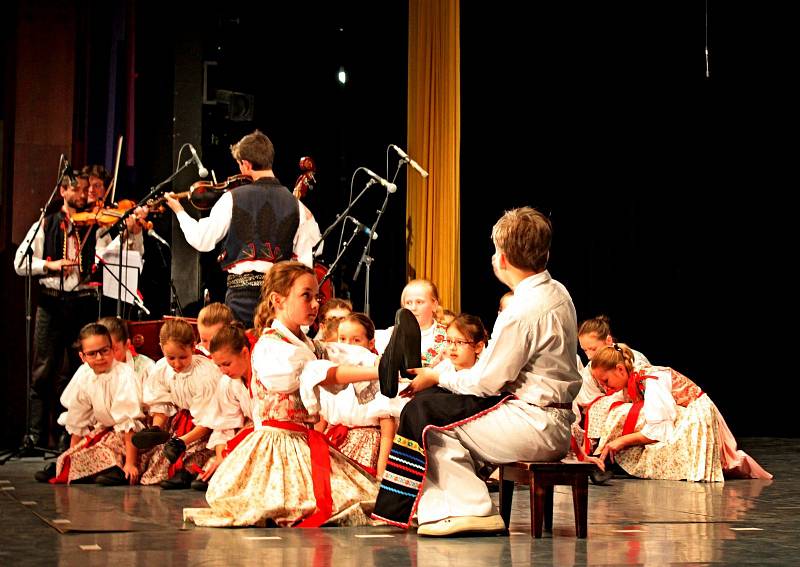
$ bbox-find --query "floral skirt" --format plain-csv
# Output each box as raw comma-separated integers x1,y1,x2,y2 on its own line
54,430,127,483
139,415,212,485
183,425,378,527
595,395,771,481
329,425,381,476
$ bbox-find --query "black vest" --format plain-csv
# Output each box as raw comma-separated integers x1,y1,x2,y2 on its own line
42,211,98,277
218,177,300,271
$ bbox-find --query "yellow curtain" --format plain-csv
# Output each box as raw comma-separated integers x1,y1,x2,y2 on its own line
406,0,461,312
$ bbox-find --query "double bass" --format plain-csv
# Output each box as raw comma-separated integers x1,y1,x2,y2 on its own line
292,157,332,305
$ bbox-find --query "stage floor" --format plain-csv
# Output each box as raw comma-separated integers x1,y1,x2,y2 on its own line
0,438,796,566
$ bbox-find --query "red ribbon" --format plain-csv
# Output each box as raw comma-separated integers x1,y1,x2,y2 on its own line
324,424,350,448
582,395,607,456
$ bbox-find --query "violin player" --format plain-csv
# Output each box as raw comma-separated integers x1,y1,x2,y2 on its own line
13,170,143,453
163,130,321,328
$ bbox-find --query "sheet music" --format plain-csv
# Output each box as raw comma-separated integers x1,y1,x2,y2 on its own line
100,250,143,305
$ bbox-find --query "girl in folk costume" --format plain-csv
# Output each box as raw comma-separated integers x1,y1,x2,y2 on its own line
437,313,488,373
45,324,145,485
183,261,383,528
375,279,447,368
191,322,255,491
319,312,402,478
585,344,772,481
575,315,651,410
97,316,155,397
136,319,222,488
572,315,651,458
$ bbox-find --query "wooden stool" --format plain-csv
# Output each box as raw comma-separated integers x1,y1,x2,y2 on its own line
498,459,595,538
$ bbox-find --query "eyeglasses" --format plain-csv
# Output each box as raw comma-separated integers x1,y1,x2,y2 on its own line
83,346,112,358
445,337,475,348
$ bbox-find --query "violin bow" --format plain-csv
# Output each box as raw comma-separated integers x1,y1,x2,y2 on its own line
108,135,124,204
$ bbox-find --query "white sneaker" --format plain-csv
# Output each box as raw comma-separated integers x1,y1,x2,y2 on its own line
416,514,506,537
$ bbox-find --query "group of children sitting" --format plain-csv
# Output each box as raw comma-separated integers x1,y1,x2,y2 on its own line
34,253,771,529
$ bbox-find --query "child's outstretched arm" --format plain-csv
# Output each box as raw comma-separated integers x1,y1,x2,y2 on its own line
320,365,378,387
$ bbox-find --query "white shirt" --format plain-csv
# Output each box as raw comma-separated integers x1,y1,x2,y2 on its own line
205,375,254,449
143,355,221,420
125,350,156,400
252,320,378,416
14,214,144,291
174,190,321,274
57,359,144,436
437,271,582,405
639,366,679,442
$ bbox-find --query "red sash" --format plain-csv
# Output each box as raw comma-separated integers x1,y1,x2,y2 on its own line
222,419,334,528
582,395,607,456
324,424,351,448
168,409,201,477
50,429,112,484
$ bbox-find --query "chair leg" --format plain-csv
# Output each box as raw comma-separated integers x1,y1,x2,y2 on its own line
544,485,554,532
530,477,547,538
572,476,589,538
498,467,515,529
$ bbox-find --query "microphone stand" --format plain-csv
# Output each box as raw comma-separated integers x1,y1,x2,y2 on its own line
354,161,404,316
319,222,366,290
312,177,377,287
2,157,68,463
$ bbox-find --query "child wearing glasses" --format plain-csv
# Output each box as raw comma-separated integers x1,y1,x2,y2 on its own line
439,314,488,372
38,323,145,485
584,343,771,481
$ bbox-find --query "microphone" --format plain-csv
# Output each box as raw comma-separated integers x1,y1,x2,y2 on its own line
188,144,209,178
347,216,378,240
362,168,397,193
148,228,171,248
62,157,77,184
390,144,429,178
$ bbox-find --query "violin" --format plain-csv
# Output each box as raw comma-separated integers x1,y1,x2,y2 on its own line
147,174,253,212
71,199,153,230
293,157,316,200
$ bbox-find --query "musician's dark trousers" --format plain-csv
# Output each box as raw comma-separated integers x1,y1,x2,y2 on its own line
225,285,261,330
29,291,97,449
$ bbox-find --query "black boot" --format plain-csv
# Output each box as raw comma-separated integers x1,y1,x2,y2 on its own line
378,308,421,397
96,466,128,486
33,462,56,483
162,437,187,464
132,427,171,450
160,469,195,490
